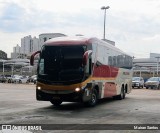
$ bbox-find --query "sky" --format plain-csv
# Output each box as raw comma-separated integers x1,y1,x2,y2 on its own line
0,0,160,58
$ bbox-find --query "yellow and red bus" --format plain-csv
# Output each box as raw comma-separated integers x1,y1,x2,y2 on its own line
30,36,133,106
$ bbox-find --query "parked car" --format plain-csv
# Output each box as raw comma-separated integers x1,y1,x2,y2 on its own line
7,75,19,83
144,77,160,89
28,75,37,84
0,75,6,83
13,75,29,83
7,75,18,83
5,75,11,82
33,75,37,84
132,77,144,88
7,75,28,84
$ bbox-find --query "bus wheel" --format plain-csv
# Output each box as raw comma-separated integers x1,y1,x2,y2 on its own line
85,89,98,107
115,87,125,100
50,99,63,106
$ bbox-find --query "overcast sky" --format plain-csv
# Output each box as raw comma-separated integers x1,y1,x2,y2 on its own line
0,0,160,58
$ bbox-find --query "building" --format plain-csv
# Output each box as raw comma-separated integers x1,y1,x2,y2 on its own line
11,53,28,59
11,44,21,59
39,33,66,48
133,53,160,78
9,33,66,75
0,50,7,59
0,50,7,74
21,35,31,55
32,36,41,53
13,44,21,53
2,59,30,76
11,33,66,59
21,35,39,56
11,36,40,59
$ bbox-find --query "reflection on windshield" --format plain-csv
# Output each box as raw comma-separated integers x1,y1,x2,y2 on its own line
132,77,140,81
148,77,159,81
38,45,86,83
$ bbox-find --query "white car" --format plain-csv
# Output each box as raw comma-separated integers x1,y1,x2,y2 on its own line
13,76,29,83
30,75,37,82
8,75,19,83
132,77,144,88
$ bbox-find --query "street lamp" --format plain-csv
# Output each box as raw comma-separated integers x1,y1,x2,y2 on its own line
101,6,110,40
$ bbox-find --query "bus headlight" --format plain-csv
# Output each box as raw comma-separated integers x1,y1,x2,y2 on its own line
75,87,81,92
37,86,41,90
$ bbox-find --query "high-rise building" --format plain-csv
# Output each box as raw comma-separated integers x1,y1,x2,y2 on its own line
11,33,66,59
21,35,32,55
11,36,40,59
13,44,21,53
32,36,40,53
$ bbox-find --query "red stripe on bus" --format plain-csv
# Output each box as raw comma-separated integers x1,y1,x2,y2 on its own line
93,65,119,78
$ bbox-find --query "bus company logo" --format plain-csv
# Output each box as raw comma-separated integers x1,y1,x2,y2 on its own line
2,125,12,130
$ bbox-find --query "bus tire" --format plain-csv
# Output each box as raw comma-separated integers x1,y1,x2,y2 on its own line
50,99,63,106
84,89,98,107
115,86,125,100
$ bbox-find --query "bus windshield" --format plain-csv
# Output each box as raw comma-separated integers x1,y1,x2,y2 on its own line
38,45,86,84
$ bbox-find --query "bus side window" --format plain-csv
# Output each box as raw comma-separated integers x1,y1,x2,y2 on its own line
127,56,132,69
117,55,121,67
108,56,112,66
120,55,132,69
113,56,117,67
117,55,124,68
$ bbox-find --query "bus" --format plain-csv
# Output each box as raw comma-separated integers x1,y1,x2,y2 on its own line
30,36,133,106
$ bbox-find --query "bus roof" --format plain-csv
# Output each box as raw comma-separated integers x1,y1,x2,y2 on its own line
45,36,91,46
44,36,132,57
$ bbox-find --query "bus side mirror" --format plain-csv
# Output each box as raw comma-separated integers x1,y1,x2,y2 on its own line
30,51,40,66
82,50,92,66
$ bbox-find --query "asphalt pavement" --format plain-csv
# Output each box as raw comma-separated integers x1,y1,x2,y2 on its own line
0,83,160,133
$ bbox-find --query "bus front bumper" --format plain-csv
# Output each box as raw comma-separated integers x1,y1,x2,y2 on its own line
36,88,91,103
